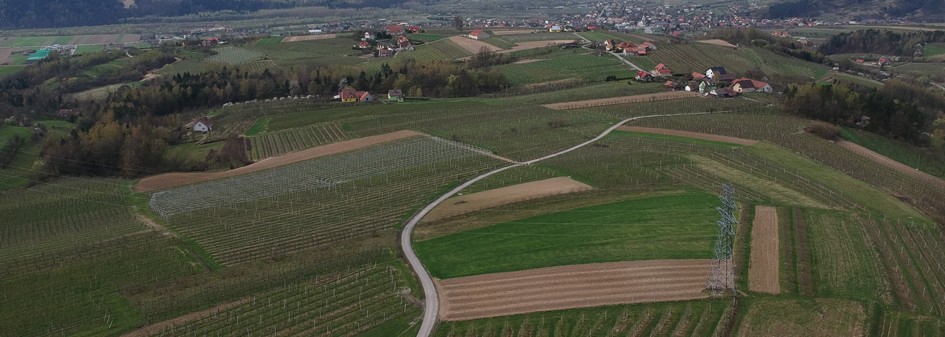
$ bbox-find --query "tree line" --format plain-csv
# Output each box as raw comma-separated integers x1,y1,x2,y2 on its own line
782,79,945,146
819,29,945,56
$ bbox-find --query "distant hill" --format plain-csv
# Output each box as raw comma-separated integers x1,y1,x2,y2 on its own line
0,0,410,29
766,0,944,21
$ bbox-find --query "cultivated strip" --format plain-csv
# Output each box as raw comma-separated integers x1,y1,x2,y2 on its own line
436,260,713,321
616,126,757,146
748,206,780,294
836,140,945,190
422,177,592,222
135,130,421,192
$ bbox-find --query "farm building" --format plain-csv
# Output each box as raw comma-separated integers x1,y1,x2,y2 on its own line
26,49,51,62
408,25,422,33
396,36,414,51
654,63,672,77
387,25,405,35
468,29,490,40
339,87,374,102
388,89,404,102
548,25,563,33
732,78,772,93
635,71,654,82
705,66,728,79
193,118,213,133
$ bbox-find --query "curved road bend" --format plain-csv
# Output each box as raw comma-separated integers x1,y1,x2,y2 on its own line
400,112,713,337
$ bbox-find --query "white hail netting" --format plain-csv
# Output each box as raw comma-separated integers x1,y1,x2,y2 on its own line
149,137,490,217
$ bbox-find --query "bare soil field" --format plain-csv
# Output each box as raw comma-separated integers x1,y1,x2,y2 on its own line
492,29,538,36
436,259,714,321
121,34,142,43
499,40,578,53
512,58,545,64
837,140,945,190
121,298,251,337
135,130,422,192
448,36,501,54
697,39,738,48
617,126,757,146
281,34,338,43
423,177,593,223
748,206,780,294
543,91,701,110
0,48,11,64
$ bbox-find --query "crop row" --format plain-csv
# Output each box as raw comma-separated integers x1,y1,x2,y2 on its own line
247,122,347,160
149,263,420,337
208,47,266,65
152,137,492,216
436,301,730,337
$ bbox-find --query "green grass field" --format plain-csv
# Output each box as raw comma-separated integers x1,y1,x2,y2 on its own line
74,44,104,55
0,65,25,78
924,43,945,57
415,190,718,278
494,49,629,84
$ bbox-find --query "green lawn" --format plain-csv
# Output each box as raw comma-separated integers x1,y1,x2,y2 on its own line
924,43,945,57
839,127,945,178
407,33,445,42
415,190,718,278
74,44,104,55
494,49,629,84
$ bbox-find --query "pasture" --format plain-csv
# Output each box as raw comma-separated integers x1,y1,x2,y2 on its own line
0,34,139,48
207,46,265,65
492,48,629,85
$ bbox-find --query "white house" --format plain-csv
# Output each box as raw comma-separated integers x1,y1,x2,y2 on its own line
193,118,213,133
705,66,727,79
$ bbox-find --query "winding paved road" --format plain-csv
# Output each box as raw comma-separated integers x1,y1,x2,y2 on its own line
400,112,713,337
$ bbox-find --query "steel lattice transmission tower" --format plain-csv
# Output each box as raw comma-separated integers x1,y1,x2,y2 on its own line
707,183,738,298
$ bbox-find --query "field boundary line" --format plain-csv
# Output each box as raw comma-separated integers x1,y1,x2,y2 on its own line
401,111,715,337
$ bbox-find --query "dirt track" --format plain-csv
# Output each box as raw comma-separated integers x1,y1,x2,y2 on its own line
448,36,500,54
543,91,701,110
436,259,713,321
422,177,592,222
697,39,738,48
121,298,250,337
135,130,422,192
617,126,758,146
0,48,11,64
836,140,945,190
749,206,780,294
282,34,337,42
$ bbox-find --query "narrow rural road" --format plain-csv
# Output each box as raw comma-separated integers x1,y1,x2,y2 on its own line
573,32,591,44
400,112,712,337
610,53,644,71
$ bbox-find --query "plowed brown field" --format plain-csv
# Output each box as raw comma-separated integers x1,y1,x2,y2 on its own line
135,130,421,192
448,36,500,54
436,259,713,321
697,39,737,48
748,206,780,294
423,177,592,222
616,126,757,146
542,91,700,110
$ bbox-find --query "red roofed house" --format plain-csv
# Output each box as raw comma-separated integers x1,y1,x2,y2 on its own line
468,29,490,40
396,36,414,51
617,41,637,52
357,41,371,49
408,25,422,33
732,78,772,93
339,86,374,102
654,63,672,76
640,41,657,50
635,71,653,82
386,25,405,35
691,72,706,80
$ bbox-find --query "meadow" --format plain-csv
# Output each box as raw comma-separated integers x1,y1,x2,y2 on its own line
493,48,629,85
415,190,719,278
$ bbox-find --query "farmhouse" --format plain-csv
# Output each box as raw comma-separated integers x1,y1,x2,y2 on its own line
732,78,772,93
468,29,490,40
339,87,374,102
388,89,404,102
193,118,213,133
654,63,672,77
635,71,653,82
604,39,616,52
357,41,371,49
705,66,727,79
548,25,563,33
396,36,414,51
376,44,394,57
408,25,422,33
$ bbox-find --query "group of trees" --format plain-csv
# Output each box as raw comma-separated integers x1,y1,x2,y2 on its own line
820,29,945,56
711,28,826,64
782,79,944,145
26,46,511,178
